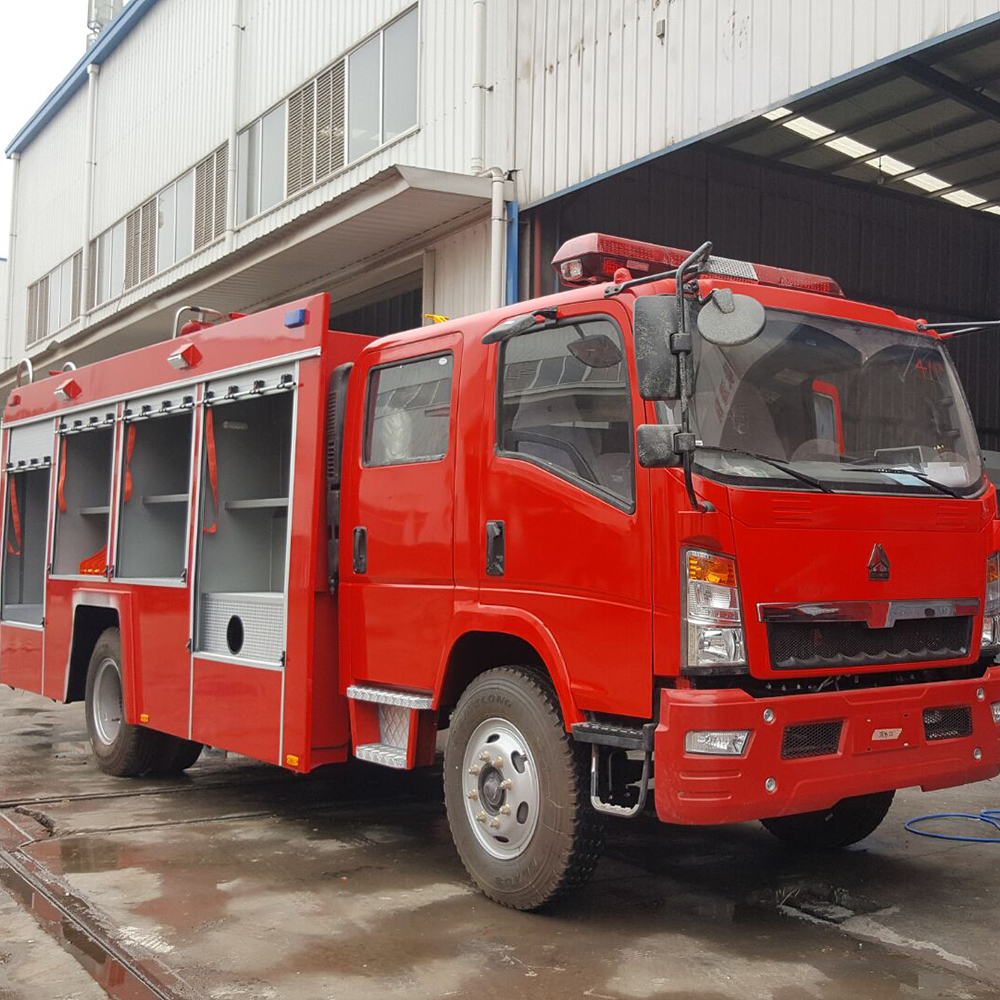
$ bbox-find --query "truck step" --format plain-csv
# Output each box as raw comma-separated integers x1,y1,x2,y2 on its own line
572,721,655,752
346,684,433,710
354,743,408,769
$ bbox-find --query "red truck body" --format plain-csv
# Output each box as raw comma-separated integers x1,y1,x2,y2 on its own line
3,235,999,906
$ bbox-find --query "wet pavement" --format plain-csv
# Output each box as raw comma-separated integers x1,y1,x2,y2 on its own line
2,685,1000,999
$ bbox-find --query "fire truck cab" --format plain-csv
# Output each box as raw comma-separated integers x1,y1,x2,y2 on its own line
3,235,1000,910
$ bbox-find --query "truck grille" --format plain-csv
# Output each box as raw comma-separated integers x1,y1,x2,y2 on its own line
923,706,973,741
767,617,971,671
781,720,844,759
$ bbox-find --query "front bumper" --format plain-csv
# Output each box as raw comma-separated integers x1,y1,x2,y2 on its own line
653,667,1000,825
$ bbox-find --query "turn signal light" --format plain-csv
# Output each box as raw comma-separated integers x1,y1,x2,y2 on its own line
687,551,738,588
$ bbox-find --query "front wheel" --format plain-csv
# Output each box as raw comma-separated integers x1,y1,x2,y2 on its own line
443,667,603,910
760,790,895,849
84,628,162,777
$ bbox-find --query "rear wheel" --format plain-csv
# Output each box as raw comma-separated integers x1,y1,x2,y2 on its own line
760,790,895,849
153,734,204,774
85,628,161,777
443,666,603,910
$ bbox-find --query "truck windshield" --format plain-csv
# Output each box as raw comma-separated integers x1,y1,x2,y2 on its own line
680,308,983,497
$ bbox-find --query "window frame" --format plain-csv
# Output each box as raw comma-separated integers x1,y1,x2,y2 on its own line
26,252,82,345
237,101,289,226
155,167,197,274
494,313,638,514
362,350,455,469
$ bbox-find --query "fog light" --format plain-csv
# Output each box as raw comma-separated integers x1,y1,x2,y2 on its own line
684,730,751,756
991,701,1000,724
689,624,746,667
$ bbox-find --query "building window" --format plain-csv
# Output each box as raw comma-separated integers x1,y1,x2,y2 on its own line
237,104,286,224
157,169,196,271
93,219,125,307
349,8,418,162
26,251,82,345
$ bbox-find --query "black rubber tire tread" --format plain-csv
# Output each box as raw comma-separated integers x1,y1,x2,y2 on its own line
443,665,604,910
153,734,204,774
760,790,895,849
84,628,162,778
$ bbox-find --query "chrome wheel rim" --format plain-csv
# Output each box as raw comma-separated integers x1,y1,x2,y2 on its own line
92,657,123,747
461,717,540,859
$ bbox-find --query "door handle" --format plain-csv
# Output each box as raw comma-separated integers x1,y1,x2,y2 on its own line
486,520,505,576
353,526,368,574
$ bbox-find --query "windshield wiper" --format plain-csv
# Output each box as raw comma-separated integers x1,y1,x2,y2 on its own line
695,446,833,493
839,466,961,498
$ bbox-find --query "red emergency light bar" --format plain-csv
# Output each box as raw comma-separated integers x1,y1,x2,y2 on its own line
551,232,843,297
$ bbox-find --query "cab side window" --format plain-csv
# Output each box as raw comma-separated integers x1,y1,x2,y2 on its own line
364,354,454,466
497,317,635,506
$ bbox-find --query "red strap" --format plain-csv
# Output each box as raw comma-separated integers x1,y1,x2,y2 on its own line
123,424,137,503
6,477,21,556
204,408,219,534
57,443,67,513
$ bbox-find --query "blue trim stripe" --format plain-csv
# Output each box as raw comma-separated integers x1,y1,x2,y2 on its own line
5,0,160,157
505,200,519,304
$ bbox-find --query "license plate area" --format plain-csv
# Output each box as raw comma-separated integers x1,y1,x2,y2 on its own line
851,710,922,754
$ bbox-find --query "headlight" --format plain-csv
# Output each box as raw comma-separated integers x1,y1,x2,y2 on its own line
982,554,1000,651
684,550,746,671
685,730,751,755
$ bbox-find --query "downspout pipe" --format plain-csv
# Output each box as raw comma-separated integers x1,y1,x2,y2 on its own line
80,63,100,321
226,0,243,250
470,0,487,174
486,167,506,311
3,153,20,369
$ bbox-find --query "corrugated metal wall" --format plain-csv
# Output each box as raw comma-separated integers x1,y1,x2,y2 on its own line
524,144,1000,446
512,0,1000,205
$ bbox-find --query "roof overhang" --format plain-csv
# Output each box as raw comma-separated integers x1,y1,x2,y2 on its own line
5,0,160,158
708,18,1000,219
3,164,498,379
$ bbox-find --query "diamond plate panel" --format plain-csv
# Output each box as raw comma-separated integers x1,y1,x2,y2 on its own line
379,704,411,750
346,684,433,709
355,744,408,768
197,592,284,663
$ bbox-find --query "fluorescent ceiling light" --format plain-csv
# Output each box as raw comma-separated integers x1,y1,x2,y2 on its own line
864,154,913,176
825,135,875,158
983,206,1000,216
943,189,986,207
782,116,834,140
905,172,950,192
762,106,793,121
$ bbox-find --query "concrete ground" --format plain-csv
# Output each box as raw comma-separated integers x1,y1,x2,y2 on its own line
2,686,1000,1000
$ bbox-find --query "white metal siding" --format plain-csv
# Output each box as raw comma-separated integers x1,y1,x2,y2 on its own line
428,219,491,319
513,0,1000,204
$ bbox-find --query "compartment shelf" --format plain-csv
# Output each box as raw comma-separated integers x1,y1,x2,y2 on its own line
79,505,110,516
224,497,289,510
142,493,188,505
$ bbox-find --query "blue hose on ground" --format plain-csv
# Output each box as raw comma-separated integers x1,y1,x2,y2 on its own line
904,809,1000,842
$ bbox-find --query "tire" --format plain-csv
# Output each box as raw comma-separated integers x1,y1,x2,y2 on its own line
760,790,895,849
84,628,162,777
443,666,603,910
153,734,204,775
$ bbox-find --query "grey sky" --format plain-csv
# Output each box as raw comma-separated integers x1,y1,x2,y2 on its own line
1,1,89,248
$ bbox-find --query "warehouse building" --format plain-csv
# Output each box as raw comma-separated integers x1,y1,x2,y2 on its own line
4,0,1000,452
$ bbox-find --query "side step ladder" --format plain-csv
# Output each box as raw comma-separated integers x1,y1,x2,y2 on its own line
346,684,437,770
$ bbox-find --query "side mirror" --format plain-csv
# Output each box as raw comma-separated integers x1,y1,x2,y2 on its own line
636,424,682,468
568,333,622,369
696,289,765,347
633,296,680,400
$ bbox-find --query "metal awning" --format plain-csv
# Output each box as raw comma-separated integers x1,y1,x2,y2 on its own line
709,20,1000,216
7,164,496,377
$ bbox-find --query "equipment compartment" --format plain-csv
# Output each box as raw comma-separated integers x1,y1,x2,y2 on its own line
52,426,114,576
116,411,194,580
2,467,51,624
195,391,293,663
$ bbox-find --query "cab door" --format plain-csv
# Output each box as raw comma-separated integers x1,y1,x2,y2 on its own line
342,335,460,691
478,301,654,718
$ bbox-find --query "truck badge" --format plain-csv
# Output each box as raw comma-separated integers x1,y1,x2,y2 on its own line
872,728,903,741
868,543,890,581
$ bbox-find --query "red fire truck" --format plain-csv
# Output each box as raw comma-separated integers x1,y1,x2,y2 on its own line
2,233,999,910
